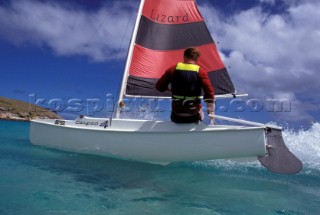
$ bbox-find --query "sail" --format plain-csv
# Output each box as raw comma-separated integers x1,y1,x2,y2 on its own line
125,0,235,97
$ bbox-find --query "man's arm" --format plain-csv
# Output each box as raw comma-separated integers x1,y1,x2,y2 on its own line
199,69,215,114
199,70,215,101
156,66,174,92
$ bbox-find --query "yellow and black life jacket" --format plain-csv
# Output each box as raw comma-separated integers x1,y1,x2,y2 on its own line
171,62,201,99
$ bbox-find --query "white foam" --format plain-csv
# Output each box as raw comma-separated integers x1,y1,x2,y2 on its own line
191,123,320,173
283,122,320,170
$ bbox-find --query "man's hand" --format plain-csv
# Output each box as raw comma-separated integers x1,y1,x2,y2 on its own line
206,101,215,125
208,111,215,125
206,101,215,114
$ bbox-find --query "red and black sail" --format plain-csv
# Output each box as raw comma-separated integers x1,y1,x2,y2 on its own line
125,0,235,97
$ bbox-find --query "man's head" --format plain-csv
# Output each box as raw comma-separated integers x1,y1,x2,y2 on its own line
184,47,200,62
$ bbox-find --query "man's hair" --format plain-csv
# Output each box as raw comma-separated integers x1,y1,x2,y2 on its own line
184,47,201,61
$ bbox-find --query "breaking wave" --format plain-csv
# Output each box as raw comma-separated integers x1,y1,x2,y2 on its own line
283,122,320,171
191,122,320,174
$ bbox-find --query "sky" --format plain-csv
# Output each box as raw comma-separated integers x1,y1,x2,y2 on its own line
0,0,319,129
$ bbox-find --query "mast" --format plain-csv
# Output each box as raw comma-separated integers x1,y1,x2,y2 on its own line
115,0,146,118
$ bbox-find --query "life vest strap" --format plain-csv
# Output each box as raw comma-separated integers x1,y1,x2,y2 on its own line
172,95,200,99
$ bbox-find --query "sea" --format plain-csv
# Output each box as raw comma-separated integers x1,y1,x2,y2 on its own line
0,120,319,215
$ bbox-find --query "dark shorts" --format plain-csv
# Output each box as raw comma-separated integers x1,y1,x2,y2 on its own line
171,112,202,124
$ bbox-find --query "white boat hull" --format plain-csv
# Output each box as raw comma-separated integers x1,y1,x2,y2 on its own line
30,117,267,164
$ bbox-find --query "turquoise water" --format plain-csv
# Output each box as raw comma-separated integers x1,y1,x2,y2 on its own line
0,120,319,215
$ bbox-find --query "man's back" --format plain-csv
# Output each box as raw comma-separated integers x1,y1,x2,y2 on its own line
172,63,202,98
156,47,215,123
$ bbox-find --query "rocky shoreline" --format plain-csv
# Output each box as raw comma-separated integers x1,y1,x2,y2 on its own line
0,97,61,121
0,108,31,121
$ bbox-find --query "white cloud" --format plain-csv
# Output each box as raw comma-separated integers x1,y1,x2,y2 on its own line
199,1,320,123
0,0,136,61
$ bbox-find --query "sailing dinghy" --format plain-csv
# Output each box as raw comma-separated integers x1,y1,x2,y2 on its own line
30,0,302,174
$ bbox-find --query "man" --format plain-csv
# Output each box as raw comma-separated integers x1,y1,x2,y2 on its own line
156,47,215,123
